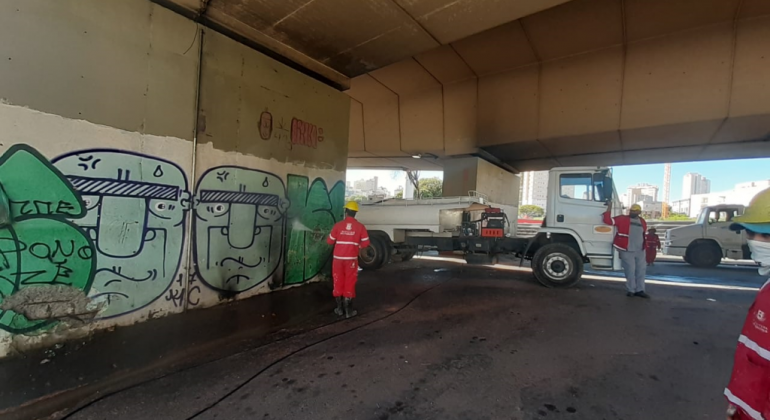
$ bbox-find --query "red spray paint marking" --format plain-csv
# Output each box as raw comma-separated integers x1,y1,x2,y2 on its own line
291,118,324,149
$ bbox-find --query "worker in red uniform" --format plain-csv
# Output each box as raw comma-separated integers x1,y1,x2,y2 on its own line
604,202,650,298
724,188,770,420
327,201,370,319
645,227,661,266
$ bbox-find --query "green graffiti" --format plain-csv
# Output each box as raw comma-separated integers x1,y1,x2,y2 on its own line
53,151,190,318
194,166,290,292
0,145,95,333
285,176,345,285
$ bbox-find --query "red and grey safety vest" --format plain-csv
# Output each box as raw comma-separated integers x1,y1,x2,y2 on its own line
725,279,770,419
602,211,647,251
327,216,370,260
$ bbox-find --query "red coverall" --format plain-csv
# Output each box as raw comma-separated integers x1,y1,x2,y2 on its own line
725,279,770,419
645,233,661,264
326,216,370,298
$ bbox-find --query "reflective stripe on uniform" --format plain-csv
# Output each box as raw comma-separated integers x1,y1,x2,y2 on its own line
337,241,359,245
333,256,358,260
739,334,770,362
329,235,336,241
724,388,763,420
361,237,369,241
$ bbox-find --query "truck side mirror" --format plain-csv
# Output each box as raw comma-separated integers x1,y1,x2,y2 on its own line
596,171,613,201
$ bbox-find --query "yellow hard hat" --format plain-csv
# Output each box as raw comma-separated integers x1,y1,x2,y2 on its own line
343,201,360,212
731,188,770,233
629,204,642,212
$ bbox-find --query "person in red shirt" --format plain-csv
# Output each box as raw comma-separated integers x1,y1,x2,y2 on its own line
645,227,661,266
327,201,370,319
603,202,650,298
724,188,770,419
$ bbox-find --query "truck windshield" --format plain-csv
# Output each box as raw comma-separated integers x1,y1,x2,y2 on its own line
696,208,711,224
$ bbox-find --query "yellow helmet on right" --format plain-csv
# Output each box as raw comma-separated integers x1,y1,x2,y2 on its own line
730,188,770,234
343,201,360,212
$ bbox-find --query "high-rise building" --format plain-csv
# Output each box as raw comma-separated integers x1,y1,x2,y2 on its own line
623,183,659,208
682,173,711,200
353,177,380,193
521,171,549,210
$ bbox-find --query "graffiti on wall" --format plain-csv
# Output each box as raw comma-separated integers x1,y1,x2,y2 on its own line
290,118,324,149
0,145,95,333
259,110,273,140
52,150,190,319
193,166,290,293
284,176,344,285
0,143,344,332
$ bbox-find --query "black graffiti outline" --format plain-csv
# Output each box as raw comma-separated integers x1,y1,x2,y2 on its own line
192,165,287,294
52,149,190,320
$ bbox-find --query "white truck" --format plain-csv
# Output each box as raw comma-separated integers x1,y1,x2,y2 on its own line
355,167,624,288
663,204,750,267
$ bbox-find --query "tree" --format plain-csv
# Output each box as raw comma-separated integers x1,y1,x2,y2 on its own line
419,177,443,198
345,194,367,202
405,170,421,198
395,191,403,199
519,204,544,218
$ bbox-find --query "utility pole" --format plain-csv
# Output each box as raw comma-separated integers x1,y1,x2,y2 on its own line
662,163,671,219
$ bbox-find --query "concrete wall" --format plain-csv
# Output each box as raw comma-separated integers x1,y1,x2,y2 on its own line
442,157,479,198
0,0,349,357
442,157,520,206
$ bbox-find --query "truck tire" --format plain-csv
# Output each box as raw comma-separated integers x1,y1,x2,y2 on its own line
532,243,584,288
359,235,387,270
687,242,722,268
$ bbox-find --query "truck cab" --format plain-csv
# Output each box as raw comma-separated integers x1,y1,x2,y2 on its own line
541,167,621,269
663,204,749,267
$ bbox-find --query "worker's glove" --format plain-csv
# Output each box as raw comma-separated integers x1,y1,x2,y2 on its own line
726,403,737,419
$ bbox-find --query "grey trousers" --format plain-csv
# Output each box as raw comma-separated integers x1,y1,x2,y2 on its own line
619,250,647,293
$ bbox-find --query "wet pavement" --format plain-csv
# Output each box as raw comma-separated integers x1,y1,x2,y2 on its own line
2,256,764,420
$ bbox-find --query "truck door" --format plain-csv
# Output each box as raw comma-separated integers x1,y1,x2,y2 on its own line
707,207,745,259
549,171,615,263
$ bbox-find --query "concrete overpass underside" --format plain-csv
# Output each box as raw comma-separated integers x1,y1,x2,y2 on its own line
162,0,770,171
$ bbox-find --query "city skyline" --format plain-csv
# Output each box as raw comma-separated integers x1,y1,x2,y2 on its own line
611,157,770,203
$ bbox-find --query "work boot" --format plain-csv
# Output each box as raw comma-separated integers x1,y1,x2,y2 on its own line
626,292,634,297
634,291,651,299
334,297,344,317
344,298,358,319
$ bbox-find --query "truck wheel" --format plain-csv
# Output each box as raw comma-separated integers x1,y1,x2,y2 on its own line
532,243,584,288
688,243,722,268
359,235,386,270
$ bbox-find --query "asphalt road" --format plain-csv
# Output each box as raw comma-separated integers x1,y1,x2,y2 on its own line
60,256,760,420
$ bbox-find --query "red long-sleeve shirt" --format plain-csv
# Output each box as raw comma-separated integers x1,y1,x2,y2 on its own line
725,280,770,419
326,216,370,260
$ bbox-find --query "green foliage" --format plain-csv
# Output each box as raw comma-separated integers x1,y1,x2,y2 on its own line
418,177,442,198
664,213,694,221
346,195,367,202
519,204,544,218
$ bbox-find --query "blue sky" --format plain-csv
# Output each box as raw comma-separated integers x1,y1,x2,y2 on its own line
348,158,770,202
612,158,770,202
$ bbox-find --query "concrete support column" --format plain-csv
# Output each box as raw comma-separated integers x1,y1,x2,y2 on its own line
442,157,520,205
